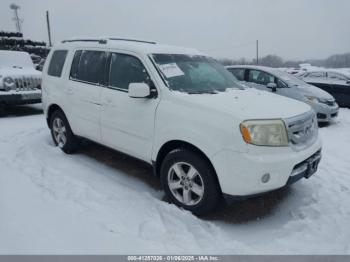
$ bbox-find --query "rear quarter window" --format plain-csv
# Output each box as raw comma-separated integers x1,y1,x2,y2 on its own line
228,68,245,81
47,50,68,77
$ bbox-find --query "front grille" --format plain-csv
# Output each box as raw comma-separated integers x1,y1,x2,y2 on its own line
317,113,327,119
284,110,318,151
14,76,41,91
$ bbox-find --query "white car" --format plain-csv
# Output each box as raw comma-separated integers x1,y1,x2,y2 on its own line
0,50,42,107
42,38,322,215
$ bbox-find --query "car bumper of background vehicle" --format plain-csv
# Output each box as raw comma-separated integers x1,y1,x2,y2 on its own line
211,136,322,198
313,104,339,122
0,91,42,105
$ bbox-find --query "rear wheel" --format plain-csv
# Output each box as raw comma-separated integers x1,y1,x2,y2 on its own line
50,110,79,154
160,148,221,215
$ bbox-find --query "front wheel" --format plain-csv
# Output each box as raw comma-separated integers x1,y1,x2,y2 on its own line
160,149,221,215
50,110,79,154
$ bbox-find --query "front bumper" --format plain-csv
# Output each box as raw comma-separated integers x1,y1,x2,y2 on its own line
211,136,322,197
312,103,339,122
0,90,42,105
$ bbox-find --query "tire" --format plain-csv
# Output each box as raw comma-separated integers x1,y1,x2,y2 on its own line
50,110,79,154
160,148,221,215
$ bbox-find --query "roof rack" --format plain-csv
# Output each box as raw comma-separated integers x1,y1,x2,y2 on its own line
61,38,107,44
61,37,156,45
108,38,156,44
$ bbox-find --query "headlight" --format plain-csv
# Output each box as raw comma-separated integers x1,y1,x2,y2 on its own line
3,77,15,91
240,119,289,147
305,96,320,103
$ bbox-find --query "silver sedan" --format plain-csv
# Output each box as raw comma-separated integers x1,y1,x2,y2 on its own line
226,65,339,123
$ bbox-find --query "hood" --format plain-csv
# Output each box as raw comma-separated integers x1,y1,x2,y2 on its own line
292,83,334,100
171,88,311,121
0,66,41,78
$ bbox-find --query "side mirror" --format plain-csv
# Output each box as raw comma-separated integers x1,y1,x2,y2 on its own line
346,80,350,85
128,83,151,98
267,82,277,92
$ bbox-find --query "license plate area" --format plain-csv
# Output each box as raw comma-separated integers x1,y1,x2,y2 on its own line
21,93,41,100
305,154,321,178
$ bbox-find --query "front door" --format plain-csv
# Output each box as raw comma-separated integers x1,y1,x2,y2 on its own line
100,52,159,162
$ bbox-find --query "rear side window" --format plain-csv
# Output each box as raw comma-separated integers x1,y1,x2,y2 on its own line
228,68,245,81
47,50,68,77
109,53,150,90
70,50,107,85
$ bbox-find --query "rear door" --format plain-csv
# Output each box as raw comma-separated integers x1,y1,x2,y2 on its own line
67,50,108,141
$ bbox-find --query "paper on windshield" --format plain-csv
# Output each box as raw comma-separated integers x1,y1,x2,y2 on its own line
158,63,184,78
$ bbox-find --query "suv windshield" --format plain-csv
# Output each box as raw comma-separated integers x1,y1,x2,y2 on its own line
151,54,242,94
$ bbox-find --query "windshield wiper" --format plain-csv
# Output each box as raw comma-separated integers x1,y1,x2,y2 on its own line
187,90,219,94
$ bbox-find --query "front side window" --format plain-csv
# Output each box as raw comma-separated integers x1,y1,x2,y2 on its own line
151,54,241,94
228,68,245,81
248,70,275,85
48,50,68,77
109,53,150,90
70,50,107,85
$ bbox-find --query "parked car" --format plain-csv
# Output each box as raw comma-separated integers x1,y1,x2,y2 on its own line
297,70,350,107
226,65,339,122
42,38,322,215
35,58,46,72
0,50,42,107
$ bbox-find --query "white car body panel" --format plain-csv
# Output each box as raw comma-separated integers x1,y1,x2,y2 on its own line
42,39,322,197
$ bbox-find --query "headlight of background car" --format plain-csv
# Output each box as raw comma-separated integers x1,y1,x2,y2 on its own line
305,96,321,103
240,119,289,147
3,77,15,91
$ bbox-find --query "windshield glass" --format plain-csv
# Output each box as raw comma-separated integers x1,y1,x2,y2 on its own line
151,54,243,93
273,69,308,87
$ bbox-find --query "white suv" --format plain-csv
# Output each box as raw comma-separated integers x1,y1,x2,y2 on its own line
42,38,322,215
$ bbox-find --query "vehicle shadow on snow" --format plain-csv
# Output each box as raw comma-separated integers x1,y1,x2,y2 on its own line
77,140,293,223
78,140,162,191
0,104,43,117
202,187,292,223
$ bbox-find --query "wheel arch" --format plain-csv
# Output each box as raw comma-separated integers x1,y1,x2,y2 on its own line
46,104,64,127
154,140,222,192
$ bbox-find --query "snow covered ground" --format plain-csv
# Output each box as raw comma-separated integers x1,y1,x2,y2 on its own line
1,105,350,254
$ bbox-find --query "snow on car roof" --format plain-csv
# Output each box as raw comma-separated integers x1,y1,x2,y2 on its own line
56,37,204,56
225,65,279,74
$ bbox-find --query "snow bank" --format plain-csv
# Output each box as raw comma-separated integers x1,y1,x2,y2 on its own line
0,106,350,254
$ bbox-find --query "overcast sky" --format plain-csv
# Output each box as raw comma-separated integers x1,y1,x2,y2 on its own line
1,0,349,60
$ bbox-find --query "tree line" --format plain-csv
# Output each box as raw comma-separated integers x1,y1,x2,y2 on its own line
219,53,350,68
